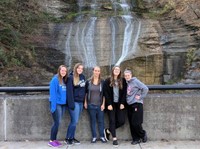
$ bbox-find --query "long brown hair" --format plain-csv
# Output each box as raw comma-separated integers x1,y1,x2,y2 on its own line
57,65,68,84
73,63,83,85
91,66,101,85
109,66,123,89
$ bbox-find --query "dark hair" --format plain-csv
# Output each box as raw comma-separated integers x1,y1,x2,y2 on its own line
109,66,123,89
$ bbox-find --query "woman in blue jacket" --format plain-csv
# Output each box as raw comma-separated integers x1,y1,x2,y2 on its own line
65,63,86,146
48,65,74,147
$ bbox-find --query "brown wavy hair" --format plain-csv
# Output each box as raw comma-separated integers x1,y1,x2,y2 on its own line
109,66,123,89
57,65,68,84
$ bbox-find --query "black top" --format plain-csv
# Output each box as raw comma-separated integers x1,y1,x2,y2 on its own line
103,77,127,107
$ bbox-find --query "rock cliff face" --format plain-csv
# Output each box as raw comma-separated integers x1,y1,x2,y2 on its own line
1,0,199,86
140,0,200,84
34,0,199,84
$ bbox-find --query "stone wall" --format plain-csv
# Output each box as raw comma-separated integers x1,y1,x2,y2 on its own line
1,93,200,141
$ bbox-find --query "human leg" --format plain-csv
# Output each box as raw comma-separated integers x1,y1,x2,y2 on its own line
107,108,116,138
115,103,125,129
50,104,64,141
66,102,83,144
128,103,145,144
88,104,97,138
96,106,106,143
49,104,65,147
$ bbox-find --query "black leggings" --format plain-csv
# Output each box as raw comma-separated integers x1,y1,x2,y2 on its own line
107,103,125,138
127,103,145,141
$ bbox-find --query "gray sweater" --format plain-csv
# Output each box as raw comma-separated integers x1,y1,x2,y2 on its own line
126,77,149,105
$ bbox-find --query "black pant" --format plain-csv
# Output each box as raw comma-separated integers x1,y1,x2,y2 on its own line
127,103,146,141
107,103,125,138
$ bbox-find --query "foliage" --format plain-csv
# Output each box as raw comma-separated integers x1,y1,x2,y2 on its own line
186,48,197,70
0,0,47,68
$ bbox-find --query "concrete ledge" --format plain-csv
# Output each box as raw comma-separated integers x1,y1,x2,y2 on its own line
0,93,200,141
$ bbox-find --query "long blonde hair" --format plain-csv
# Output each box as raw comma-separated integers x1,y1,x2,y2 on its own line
109,66,123,89
57,65,68,84
73,63,83,85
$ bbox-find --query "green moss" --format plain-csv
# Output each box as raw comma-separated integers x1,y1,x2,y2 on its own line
147,3,174,19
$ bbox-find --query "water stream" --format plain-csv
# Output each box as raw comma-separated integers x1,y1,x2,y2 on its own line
63,0,141,69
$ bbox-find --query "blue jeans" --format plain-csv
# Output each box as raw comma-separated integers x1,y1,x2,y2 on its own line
88,104,105,138
50,104,66,140
66,102,83,139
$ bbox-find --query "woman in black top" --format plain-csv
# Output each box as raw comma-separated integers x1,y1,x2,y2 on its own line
103,66,127,147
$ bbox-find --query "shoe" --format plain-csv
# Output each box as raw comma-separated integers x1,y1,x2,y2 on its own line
48,140,60,147
100,137,107,143
131,140,141,145
64,138,73,146
54,140,62,146
104,128,110,141
72,138,80,145
142,132,147,143
113,140,118,147
91,138,97,143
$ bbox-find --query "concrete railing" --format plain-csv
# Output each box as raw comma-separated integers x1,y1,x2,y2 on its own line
1,92,200,141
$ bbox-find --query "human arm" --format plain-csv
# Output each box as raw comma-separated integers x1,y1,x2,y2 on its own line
84,94,88,109
49,77,58,113
101,96,105,111
103,78,113,108
135,79,149,100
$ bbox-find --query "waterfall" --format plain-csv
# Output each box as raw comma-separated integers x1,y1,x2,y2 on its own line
76,0,97,68
82,17,97,68
116,16,133,66
64,23,73,68
114,0,141,66
62,0,141,69
110,17,116,66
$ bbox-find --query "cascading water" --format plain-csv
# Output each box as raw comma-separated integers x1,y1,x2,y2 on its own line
113,0,141,66
64,0,97,69
64,23,73,69
110,17,117,66
63,0,141,70
81,17,97,68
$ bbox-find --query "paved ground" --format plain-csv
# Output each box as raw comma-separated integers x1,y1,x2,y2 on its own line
1,140,200,149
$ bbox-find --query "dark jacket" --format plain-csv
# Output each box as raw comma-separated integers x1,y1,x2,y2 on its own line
103,77,127,107
65,76,75,110
69,72,86,103
85,79,104,105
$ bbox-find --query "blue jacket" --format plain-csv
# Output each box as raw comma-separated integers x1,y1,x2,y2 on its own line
49,74,75,113
69,72,86,103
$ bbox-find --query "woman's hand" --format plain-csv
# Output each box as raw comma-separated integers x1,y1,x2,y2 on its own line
101,105,105,111
120,104,125,110
135,94,141,100
84,102,87,109
108,105,113,110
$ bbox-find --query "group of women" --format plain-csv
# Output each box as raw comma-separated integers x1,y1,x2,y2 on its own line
48,63,149,148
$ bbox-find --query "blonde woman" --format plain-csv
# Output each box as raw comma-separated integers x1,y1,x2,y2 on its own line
65,63,86,146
